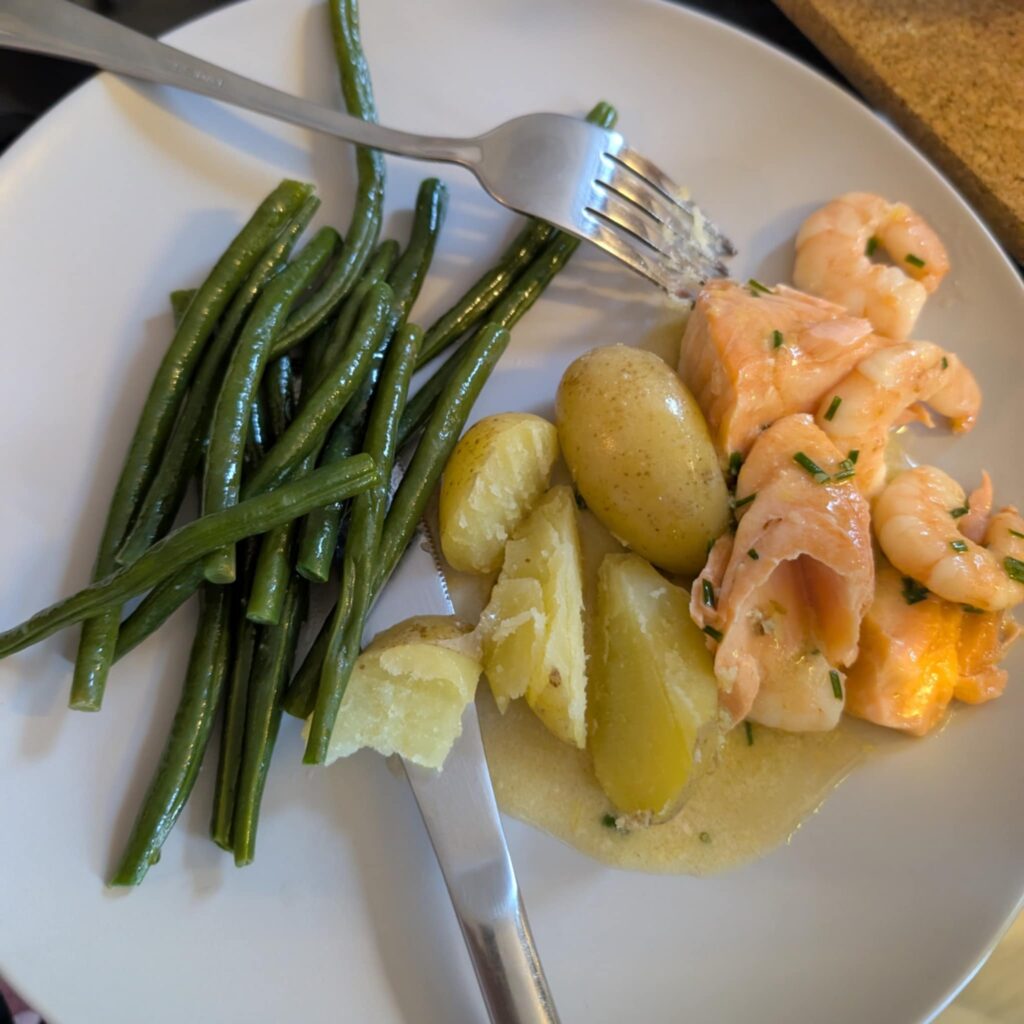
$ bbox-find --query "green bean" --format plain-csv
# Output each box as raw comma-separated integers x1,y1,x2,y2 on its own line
71,180,313,712
247,466,310,626
117,194,321,567
247,390,271,465
294,428,354,582
397,232,579,449
232,579,307,865
267,0,384,356
414,102,614,367
170,289,196,326
389,179,448,316
282,614,330,719
203,228,340,584
264,354,297,438
0,454,379,659
377,323,510,590
110,582,231,885
210,543,258,851
304,240,399,395
305,323,422,763
418,219,552,366
247,357,304,625
293,188,445,581
210,609,256,852
113,562,206,663
242,282,394,499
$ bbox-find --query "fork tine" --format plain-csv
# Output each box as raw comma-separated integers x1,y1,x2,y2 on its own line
588,185,677,257
577,215,709,297
593,177,729,280
596,163,730,265
605,142,737,257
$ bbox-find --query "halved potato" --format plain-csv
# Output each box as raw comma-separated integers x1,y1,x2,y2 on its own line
589,553,720,820
478,485,587,747
316,616,481,770
440,413,560,574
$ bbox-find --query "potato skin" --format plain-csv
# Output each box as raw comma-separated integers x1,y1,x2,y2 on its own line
440,413,559,574
556,346,728,575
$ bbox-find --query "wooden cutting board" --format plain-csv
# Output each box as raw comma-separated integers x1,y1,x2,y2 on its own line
774,0,1024,263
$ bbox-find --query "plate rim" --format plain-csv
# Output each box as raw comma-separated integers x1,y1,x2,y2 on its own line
0,1,1022,1021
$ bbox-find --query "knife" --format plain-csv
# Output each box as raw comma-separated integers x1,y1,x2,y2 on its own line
363,520,560,1024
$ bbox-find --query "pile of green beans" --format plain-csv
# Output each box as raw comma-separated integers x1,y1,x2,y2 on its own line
0,0,618,884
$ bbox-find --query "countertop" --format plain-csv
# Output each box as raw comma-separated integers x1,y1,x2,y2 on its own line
776,0,1024,262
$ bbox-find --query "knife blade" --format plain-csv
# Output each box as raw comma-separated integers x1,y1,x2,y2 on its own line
364,521,560,1024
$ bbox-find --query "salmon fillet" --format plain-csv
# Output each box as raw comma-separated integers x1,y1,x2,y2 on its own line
690,414,874,729
679,280,878,462
844,562,962,736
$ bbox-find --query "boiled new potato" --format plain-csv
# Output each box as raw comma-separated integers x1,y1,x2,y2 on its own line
556,345,729,575
440,413,560,574
316,616,481,770
478,485,587,747
589,553,720,820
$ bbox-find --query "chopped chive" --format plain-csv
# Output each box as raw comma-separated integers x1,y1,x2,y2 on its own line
962,604,985,614
829,669,843,700
941,356,949,370
1004,556,1024,583
702,579,716,608
847,449,860,464
601,813,618,829
905,253,926,268
703,624,724,642
747,548,760,560
699,831,712,844
1010,529,1024,540
793,451,830,483
949,505,969,519
865,236,880,257
824,395,842,422
771,329,784,349
574,491,587,511
734,492,756,510
832,464,857,482
728,451,743,480
744,720,754,746
901,577,929,605
748,278,773,295
950,539,968,553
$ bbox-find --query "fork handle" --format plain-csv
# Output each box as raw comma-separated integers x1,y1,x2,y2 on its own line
0,0,481,167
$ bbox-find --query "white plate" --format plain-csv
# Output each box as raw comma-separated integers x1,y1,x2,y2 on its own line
1,1,1022,1021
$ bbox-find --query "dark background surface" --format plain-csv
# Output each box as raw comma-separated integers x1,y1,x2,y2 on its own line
0,1,857,156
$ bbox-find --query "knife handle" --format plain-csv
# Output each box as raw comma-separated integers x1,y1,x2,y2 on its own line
451,858,560,1024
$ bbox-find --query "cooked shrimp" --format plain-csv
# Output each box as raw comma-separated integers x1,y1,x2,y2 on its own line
679,279,878,460
959,471,993,545
690,414,874,730
926,353,981,432
815,341,981,495
873,466,1024,612
844,561,962,736
793,192,950,339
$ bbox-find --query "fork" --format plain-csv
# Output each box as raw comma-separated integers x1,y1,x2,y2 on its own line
0,0,735,296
